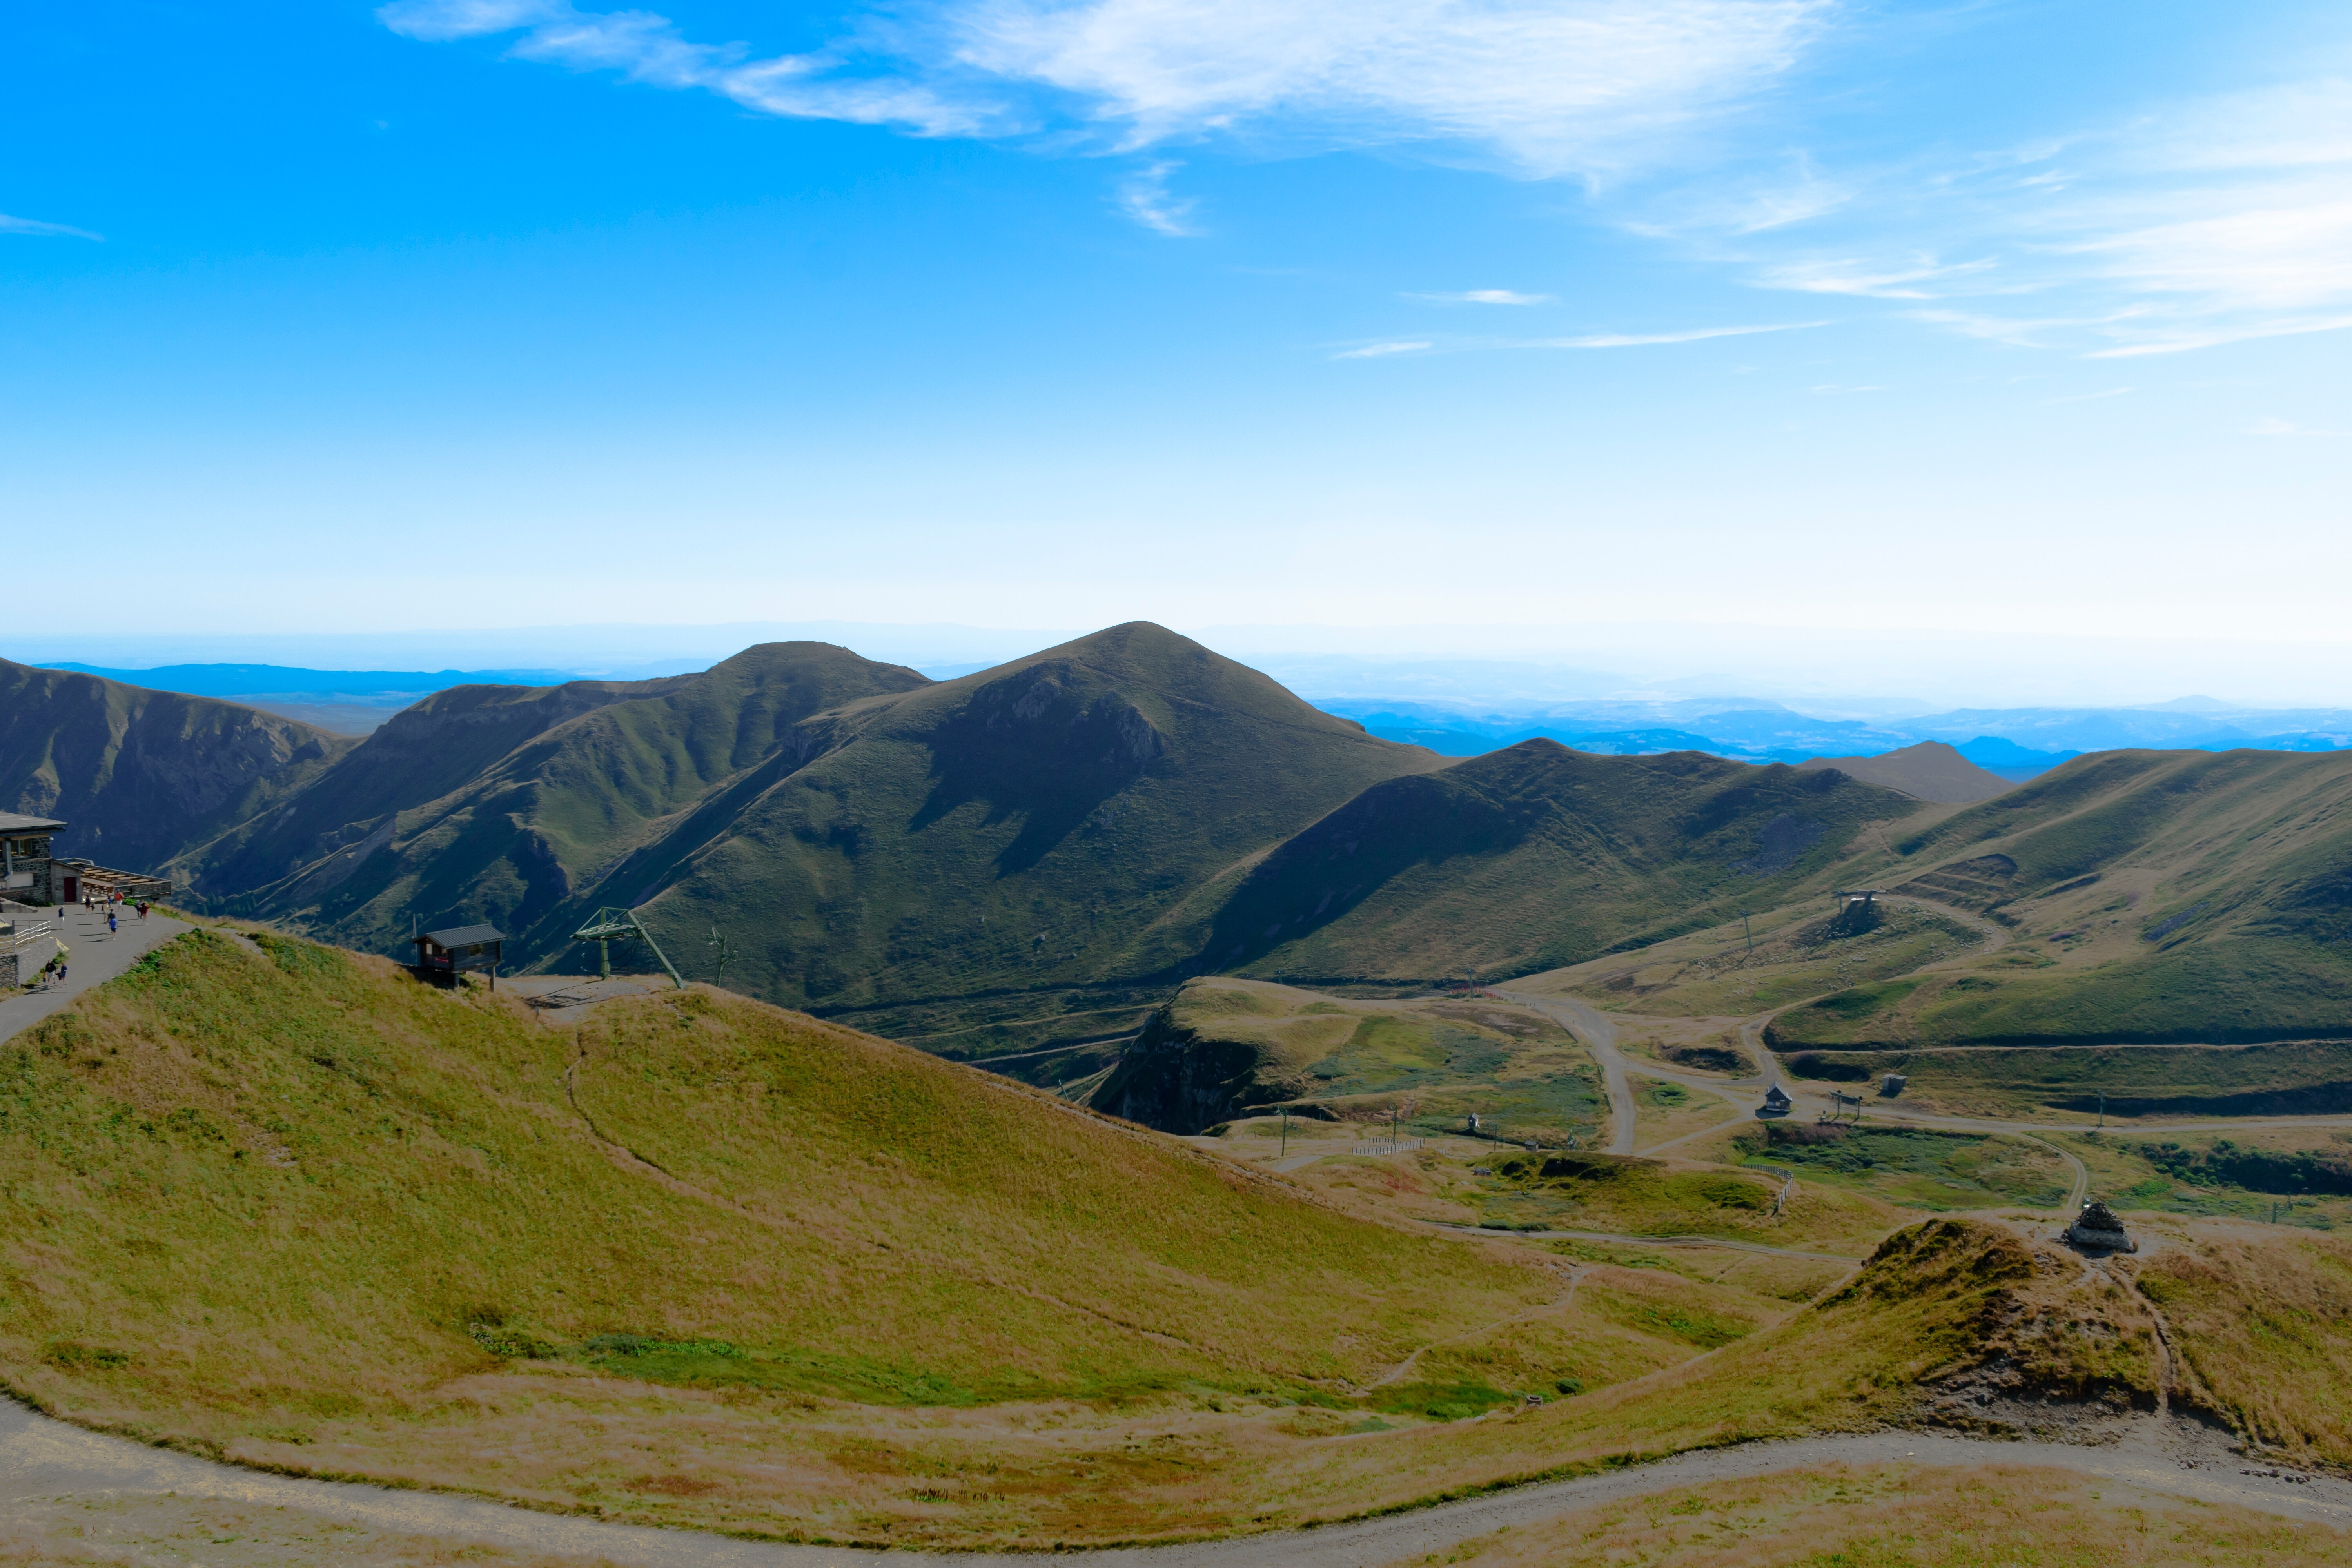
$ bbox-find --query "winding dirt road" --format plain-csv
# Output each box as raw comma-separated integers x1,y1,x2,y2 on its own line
1491,989,1637,1153
7,1399,2347,1565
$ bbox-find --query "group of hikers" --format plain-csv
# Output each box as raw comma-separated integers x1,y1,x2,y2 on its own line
80,887,152,935
12,891,156,995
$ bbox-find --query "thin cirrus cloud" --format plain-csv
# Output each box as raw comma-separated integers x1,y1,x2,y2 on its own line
1332,319,1823,359
380,0,1835,184
1412,289,1555,305
374,0,1002,134
1536,320,1822,347
955,0,1831,177
1116,160,1201,235
1728,79,2352,356
1,212,102,240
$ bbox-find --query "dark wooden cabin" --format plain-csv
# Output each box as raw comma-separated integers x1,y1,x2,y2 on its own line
410,923,505,988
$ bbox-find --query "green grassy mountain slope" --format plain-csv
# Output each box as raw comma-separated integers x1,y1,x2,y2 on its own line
609,623,1440,1046
5,924,1558,1539
1089,975,1603,1137
1766,747,2352,1047
0,659,350,874
178,642,930,953
1209,741,1921,985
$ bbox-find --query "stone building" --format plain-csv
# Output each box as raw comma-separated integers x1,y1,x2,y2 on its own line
1,813,68,902
0,812,172,906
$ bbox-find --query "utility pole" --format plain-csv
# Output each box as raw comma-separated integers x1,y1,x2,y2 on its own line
1280,1106,1289,1159
2097,1091,2106,1129
706,924,733,988
1742,907,1753,956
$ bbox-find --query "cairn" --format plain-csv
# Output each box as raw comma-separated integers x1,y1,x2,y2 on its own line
2066,1198,2137,1254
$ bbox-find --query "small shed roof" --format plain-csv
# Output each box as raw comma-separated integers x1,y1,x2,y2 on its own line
0,813,65,834
418,924,506,948
1762,1084,1792,1105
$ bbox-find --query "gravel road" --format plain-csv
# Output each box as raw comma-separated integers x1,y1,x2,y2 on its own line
9,1399,2347,1566
1493,990,1636,1154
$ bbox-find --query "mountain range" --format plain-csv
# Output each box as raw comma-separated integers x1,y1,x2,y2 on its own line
11,629,2352,1069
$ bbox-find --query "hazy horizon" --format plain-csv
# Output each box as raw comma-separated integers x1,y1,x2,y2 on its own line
12,617,2352,717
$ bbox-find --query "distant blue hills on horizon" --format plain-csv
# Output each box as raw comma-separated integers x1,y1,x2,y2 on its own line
33,659,2352,776
1320,698,2352,780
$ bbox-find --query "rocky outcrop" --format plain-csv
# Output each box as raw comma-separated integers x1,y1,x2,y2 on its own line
2066,1200,2137,1254
1088,1002,1288,1134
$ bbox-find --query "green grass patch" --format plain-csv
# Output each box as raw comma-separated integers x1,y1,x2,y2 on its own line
1360,1378,1519,1422
1736,1123,2068,1210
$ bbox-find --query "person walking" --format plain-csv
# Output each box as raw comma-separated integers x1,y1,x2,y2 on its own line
107,910,118,934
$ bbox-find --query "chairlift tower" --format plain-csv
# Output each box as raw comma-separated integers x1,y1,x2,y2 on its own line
572,907,684,990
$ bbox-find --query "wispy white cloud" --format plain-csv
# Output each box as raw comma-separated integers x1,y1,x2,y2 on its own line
958,0,1832,179
1536,320,1824,347
1412,288,1553,304
2246,416,2339,437
1336,319,1825,358
376,0,1001,134
1115,160,1200,235
2040,386,2131,404
1726,78,2352,356
384,1,1836,217
1753,254,1992,299
0,212,102,240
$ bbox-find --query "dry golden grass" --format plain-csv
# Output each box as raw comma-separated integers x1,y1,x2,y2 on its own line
11,926,2292,1550
1475,1151,1904,1253
1630,1078,1742,1152
1369,1461,2350,1567
1541,1238,1858,1304
1271,1148,1486,1225
2133,1227,2352,1468
0,1496,615,1567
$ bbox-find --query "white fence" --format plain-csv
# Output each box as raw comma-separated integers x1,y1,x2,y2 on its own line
3,920,53,952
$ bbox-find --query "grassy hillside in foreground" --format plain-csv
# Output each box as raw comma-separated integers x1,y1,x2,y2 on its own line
18,924,2310,1547
0,930,1560,1460
1766,748,2352,1047
0,659,350,873
2134,1228,2352,1470
1088,975,1603,1138
1210,741,1922,985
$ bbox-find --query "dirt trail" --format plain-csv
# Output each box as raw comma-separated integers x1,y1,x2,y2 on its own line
1425,1221,1862,1264
7,1400,2348,1566
1491,990,1635,1154
1366,1266,1586,1390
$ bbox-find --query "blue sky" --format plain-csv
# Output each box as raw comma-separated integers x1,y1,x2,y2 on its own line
5,2,2350,694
